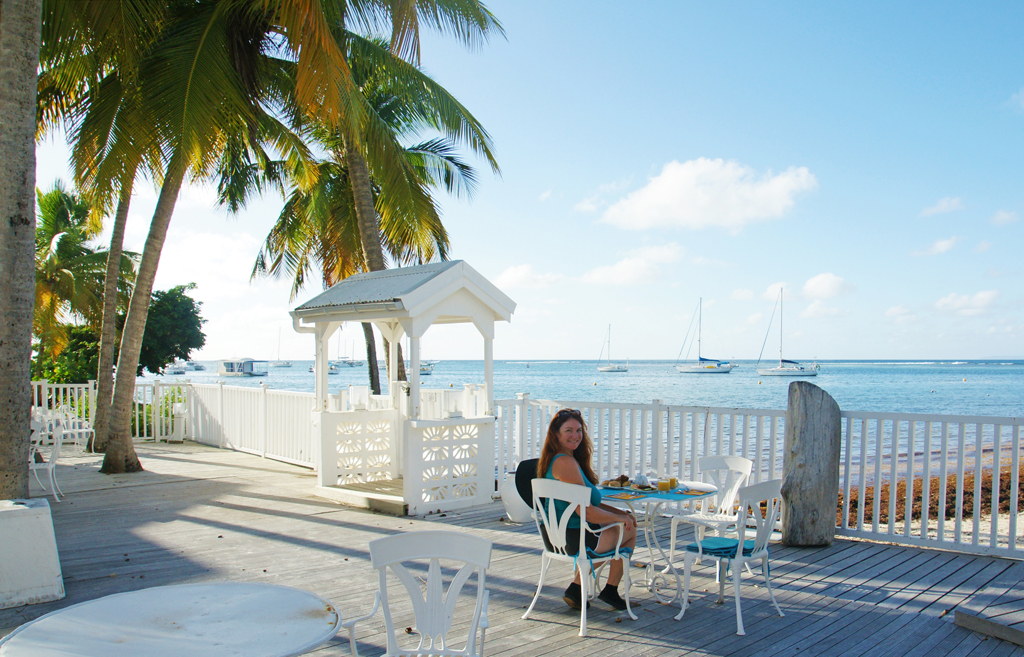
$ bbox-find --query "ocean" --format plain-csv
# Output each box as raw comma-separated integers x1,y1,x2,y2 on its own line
149,359,1024,418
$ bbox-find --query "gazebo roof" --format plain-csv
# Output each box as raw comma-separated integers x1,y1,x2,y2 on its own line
291,261,515,328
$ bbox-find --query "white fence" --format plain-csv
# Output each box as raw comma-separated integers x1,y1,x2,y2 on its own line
496,395,1022,559
31,380,1022,557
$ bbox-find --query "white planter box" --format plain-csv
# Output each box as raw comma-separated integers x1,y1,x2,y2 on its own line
0,499,65,609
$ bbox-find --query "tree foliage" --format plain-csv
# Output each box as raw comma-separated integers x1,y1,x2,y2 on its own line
136,284,206,375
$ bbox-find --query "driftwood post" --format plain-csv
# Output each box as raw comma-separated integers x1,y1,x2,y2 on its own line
782,381,841,546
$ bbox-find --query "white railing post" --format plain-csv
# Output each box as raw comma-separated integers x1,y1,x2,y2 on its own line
260,383,269,458
652,399,666,477
217,382,226,448
515,393,529,462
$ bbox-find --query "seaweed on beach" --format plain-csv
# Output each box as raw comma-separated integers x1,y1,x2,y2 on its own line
837,464,1023,525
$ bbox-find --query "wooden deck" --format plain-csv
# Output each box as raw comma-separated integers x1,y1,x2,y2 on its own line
3,442,1022,657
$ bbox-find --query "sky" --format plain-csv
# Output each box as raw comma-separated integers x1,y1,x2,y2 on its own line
36,1,1024,362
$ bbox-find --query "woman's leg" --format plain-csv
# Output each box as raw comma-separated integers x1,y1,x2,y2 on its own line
595,521,636,586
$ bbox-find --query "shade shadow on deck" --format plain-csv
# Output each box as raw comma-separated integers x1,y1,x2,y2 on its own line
3,443,1021,657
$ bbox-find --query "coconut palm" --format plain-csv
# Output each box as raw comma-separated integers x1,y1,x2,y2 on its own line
37,0,502,473
252,35,487,392
0,0,43,499
33,182,136,361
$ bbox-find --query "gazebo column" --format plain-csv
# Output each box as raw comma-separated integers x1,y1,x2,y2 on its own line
314,324,330,410
409,334,421,420
483,334,494,416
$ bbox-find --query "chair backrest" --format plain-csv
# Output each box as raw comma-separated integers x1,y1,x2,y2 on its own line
734,479,783,557
698,455,753,513
530,478,591,558
30,420,63,466
368,530,492,657
514,458,540,508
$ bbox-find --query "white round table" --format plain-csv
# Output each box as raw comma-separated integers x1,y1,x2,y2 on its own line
0,582,342,657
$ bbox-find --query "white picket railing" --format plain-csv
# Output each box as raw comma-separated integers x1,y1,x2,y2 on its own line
31,380,1022,557
494,396,1021,558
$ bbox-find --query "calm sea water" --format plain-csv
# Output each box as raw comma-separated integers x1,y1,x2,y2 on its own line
149,359,1024,418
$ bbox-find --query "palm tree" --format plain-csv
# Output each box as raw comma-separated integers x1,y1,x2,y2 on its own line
252,36,487,393
38,0,502,474
33,182,135,361
0,0,44,499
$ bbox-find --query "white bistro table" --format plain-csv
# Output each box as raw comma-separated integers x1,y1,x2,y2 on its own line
601,481,717,615
0,582,342,657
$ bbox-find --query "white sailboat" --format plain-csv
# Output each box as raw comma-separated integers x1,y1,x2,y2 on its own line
756,289,819,377
270,329,292,368
675,298,735,374
596,325,628,373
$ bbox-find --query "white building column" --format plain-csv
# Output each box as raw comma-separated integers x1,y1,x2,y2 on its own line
483,334,494,416
409,334,421,420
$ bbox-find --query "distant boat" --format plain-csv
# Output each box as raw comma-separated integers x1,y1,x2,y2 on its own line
675,298,735,374
219,358,269,377
165,361,187,376
185,361,205,371
420,361,435,376
597,325,628,373
270,329,292,367
756,289,819,377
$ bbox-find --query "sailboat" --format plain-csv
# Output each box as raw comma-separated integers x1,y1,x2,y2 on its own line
675,298,735,373
596,325,628,372
270,329,292,368
756,289,819,377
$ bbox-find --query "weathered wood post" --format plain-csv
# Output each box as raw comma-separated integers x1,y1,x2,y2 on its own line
782,381,841,546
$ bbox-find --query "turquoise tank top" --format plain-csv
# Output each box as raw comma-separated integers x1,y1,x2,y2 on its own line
544,454,602,528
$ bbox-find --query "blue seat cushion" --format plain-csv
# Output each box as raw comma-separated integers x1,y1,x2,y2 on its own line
685,537,758,558
587,545,633,560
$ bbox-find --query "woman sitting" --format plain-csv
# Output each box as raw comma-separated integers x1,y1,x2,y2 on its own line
536,408,638,610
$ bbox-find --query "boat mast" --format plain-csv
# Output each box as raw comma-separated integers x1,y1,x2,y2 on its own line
778,289,784,366
697,297,703,360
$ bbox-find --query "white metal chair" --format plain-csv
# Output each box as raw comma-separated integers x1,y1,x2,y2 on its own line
344,530,492,657
668,455,753,563
522,478,636,637
678,479,785,634
29,419,64,502
57,404,94,448
498,458,538,523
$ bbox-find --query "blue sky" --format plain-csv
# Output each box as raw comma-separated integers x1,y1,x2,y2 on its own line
37,2,1024,361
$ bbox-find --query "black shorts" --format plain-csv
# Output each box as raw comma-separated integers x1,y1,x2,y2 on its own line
543,522,601,555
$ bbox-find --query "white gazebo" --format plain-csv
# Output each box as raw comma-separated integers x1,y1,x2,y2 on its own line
290,261,515,515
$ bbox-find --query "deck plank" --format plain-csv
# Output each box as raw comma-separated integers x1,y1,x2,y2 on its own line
2,442,1022,656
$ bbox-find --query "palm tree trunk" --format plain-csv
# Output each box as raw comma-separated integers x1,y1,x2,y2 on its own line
0,0,41,499
361,322,381,394
345,143,408,383
91,175,134,452
102,150,187,474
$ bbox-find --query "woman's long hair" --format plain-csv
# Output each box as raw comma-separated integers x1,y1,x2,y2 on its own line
536,409,598,484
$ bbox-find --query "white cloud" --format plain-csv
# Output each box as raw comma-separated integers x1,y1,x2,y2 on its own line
885,305,916,325
914,236,960,256
802,273,850,300
801,300,840,318
538,190,553,202
732,289,754,301
494,264,563,289
573,179,633,214
992,210,1019,226
934,290,998,316
601,158,817,231
1011,88,1024,111
920,196,964,217
745,312,764,326
762,282,786,301
580,243,681,285
974,241,992,253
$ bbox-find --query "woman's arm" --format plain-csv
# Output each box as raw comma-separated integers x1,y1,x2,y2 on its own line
551,457,637,528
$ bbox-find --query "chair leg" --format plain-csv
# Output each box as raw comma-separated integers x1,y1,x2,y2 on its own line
522,555,550,619
763,555,784,618
620,557,638,621
578,563,590,637
675,553,693,620
733,560,745,635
